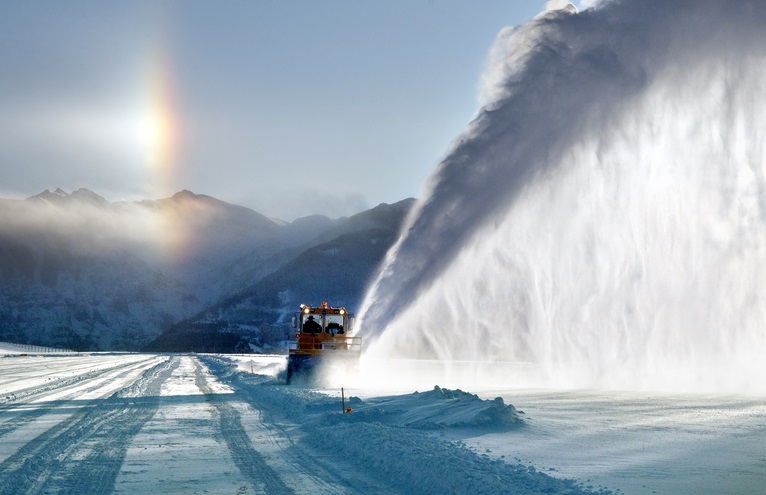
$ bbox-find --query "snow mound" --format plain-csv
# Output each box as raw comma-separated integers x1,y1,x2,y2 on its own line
350,385,523,429
306,422,592,495
207,357,612,495
227,354,286,377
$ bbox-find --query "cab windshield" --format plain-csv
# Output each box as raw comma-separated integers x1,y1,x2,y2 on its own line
325,314,345,335
301,314,322,334
300,313,345,335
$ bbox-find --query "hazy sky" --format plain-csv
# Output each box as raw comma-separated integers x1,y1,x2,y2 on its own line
1,1,560,220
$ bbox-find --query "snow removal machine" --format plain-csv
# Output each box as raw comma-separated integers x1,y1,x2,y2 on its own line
287,302,362,383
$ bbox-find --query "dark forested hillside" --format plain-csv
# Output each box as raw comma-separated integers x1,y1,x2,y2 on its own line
0,188,414,351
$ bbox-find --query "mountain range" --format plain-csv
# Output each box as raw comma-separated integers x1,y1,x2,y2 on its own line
0,188,414,351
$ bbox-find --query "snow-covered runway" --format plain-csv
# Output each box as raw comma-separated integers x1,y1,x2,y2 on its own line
1,350,764,494
0,353,170,493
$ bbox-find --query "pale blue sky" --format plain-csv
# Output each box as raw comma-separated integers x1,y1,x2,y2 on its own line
1,1,557,220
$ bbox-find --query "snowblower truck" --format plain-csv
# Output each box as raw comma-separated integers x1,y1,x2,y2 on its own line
287,302,361,383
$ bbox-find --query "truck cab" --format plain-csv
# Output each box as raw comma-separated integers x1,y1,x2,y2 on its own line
287,302,362,383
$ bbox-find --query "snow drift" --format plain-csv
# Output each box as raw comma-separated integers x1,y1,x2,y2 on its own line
358,0,766,393
219,362,607,495
338,385,523,430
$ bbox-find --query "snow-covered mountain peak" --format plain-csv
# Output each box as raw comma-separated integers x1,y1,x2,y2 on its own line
69,188,108,205
27,188,109,209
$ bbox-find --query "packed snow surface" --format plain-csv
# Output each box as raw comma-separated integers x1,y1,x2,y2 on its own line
1,351,765,494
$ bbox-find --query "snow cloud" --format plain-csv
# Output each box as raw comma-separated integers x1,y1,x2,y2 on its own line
358,0,766,393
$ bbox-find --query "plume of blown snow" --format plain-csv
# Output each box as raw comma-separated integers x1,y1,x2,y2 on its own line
357,0,766,394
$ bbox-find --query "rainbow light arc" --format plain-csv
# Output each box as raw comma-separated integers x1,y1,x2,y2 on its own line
142,50,181,199
136,38,194,262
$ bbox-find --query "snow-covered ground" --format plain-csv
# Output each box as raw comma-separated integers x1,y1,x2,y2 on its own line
471,390,766,495
1,347,764,494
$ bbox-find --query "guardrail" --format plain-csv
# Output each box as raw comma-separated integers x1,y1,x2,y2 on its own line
0,342,76,354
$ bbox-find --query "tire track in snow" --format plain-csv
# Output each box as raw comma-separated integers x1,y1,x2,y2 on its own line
1,360,128,405
0,355,153,402
202,357,390,495
50,357,178,495
193,358,294,495
0,357,175,495
0,356,164,440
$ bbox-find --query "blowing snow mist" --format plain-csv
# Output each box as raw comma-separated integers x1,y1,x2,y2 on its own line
358,0,766,393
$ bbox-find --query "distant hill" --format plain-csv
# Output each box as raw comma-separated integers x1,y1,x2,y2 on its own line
143,200,414,353
0,188,414,351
